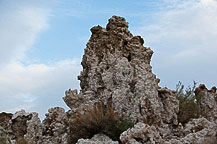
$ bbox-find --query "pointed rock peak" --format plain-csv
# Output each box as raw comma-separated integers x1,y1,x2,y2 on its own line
106,15,129,31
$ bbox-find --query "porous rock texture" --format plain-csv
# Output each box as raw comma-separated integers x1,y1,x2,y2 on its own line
64,15,164,124
195,84,217,123
0,16,217,144
120,122,163,144
77,134,119,144
0,108,69,144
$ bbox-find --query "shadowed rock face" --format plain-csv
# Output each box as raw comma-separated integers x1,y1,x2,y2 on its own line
0,112,12,130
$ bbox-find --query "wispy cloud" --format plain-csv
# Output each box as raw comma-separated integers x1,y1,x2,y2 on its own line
0,1,50,64
135,0,217,88
0,0,81,118
0,59,81,118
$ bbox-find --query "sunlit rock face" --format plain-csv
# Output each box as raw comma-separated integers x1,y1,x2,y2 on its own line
195,84,217,123
64,16,164,124
0,16,216,144
63,16,217,144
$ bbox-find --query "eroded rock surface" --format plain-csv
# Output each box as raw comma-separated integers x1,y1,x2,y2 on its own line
0,126,11,144
0,108,69,144
195,84,217,123
76,134,119,144
158,88,179,125
42,107,69,144
0,112,12,131
64,16,164,124
120,122,163,144
1,15,217,144
165,118,217,144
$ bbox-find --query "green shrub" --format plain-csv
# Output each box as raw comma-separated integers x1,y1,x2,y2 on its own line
68,101,134,143
176,81,198,123
176,81,205,124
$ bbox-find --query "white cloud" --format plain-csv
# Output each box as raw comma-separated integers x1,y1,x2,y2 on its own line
0,59,81,118
0,0,82,119
0,1,49,64
135,0,217,88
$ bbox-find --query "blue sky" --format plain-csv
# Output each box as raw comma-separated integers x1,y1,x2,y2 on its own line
0,0,217,119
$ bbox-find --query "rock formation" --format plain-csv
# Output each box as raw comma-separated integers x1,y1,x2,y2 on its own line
64,16,163,125
0,16,216,144
77,134,119,144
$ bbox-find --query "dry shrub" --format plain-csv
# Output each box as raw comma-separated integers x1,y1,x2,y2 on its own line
68,101,134,143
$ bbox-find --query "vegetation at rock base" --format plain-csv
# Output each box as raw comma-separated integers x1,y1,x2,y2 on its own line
68,101,134,143
176,81,206,124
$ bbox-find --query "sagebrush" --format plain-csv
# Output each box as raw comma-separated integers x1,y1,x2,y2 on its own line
68,101,134,143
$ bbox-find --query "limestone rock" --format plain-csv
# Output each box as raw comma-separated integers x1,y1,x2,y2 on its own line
66,15,163,124
165,118,217,144
42,107,69,144
10,110,32,143
63,15,217,143
76,134,119,144
0,126,11,144
24,112,43,144
1,15,217,144
158,88,179,125
195,84,217,123
120,122,163,144
0,112,12,131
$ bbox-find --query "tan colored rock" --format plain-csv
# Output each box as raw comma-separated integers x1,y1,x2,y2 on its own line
76,134,119,144
65,15,163,124
42,107,69,144
158,88,179,125
10,110,32,143
195,84,217,123
120,122,163,144
0,112,12,131
165,118,217,144
2,16,217,144
24,112,43,144
0,126,11,144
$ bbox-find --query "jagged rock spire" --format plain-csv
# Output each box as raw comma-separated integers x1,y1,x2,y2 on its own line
65,16,163,123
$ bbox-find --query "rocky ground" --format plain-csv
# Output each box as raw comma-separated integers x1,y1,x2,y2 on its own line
0,16,216,144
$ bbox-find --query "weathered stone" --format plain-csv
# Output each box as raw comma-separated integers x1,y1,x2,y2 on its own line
165,118,217,144
195,84,217,123
120,122,163,144
158,88,179,125
1,15,217,144
24,112,43,144
10,110,32,143
0,112,12,131
0,126,11,144
76,134,119,144
66,15,163,124
42,107,69,144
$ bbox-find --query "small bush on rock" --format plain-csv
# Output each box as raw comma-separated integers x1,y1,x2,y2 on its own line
68,101,134,143
176,81,206,124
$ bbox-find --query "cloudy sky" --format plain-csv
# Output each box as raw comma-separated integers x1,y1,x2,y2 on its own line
0,0,217,119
